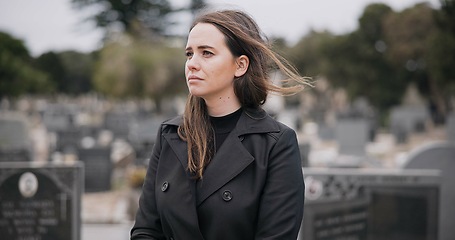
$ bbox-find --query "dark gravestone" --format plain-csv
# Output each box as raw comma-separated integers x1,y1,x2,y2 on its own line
390,106,429,143
335,118,368,156
447,113,455,143
317,124,335,141
77,147,112,192
129,117,163,166
0,113,32,162
299,143,311,168
0,162,83,240
404,142,455,240
56,128,82,154
42,104,77,132
104,112,136,139
300,168,440,240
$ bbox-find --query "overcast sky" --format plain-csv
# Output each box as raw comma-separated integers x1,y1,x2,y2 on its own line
0,0,440,57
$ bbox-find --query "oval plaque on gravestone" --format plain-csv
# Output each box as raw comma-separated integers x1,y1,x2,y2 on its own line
0,170,72,240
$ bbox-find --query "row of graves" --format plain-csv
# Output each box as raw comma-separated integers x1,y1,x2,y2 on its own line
299,140,455,240
0,99,173,240
296,100,455,240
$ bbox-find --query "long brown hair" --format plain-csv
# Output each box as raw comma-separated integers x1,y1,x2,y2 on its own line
178,9,311,179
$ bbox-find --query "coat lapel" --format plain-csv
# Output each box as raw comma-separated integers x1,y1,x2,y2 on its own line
163,132,189,171
196,133,254,206
162,108,280,207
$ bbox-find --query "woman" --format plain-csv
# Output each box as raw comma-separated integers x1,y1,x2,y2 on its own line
131,9,309,240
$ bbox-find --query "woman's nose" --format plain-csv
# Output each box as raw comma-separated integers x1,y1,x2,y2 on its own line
186,56,200,71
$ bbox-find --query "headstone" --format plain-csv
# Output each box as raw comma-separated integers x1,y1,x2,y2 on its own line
0,113,32,162
335,118,368,156
104,112,136,139
129,117,162,166
56,128,82,154
404,142,455,240
42,104,77,132
0,162,83,240
299,143,311,168
300,168,440,240
128,117,162,146
390,105,430,143
318,124,335,141
447,113,455,143
77,147,112,192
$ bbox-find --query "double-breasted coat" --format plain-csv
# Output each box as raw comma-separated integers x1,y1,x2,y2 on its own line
131,108,305,240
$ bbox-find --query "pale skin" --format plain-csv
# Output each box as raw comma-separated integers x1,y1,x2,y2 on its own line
185,23,249,117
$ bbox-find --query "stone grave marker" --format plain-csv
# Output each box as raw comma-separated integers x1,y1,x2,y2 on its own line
0,113,32,162
335,118,368,156
56,128,82,154
300,168,440,240
42,104,77,132
104,111,136,139
299,143,311,168
404,142,455,240
390,105,429,143
129,117,163,165
77,147,112,192
0,162,83,240
447,112,455,143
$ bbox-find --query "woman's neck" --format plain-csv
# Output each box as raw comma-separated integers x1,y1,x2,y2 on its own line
204,95,241,117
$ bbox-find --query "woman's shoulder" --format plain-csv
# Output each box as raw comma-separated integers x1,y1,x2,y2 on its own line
155,115,182,134
162,115,183,126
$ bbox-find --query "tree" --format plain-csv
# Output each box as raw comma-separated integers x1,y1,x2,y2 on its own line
383,3,449,121
34,52,66,92
92,36,186,111
425,0,455,121
319,4,402,118
286,30,334,77
71,0,206,38
0,32,54,97
72,0,172,37
59,51,96,94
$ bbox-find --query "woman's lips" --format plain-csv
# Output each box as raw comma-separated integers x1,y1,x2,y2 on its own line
187,75,203,82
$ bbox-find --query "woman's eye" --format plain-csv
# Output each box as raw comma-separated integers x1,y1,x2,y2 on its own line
202,51,214,57
185,52,193,58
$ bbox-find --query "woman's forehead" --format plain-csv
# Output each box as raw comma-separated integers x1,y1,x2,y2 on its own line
186,23,226,48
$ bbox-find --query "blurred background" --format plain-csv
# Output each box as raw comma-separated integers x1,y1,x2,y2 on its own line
0,0,454,239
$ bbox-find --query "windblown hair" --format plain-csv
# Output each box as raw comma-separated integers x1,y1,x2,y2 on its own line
178,9,311,179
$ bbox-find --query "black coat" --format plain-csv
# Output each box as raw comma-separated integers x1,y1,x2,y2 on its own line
131,108,305,240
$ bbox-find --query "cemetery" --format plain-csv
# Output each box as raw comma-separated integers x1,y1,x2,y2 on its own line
0,93,453,240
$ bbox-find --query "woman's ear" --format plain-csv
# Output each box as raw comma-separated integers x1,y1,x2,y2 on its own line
234,55,249,78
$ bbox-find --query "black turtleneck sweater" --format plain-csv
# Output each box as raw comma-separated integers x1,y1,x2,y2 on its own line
209,108,243,151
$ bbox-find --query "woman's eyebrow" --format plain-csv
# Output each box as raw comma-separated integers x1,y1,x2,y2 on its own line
185,45,215,51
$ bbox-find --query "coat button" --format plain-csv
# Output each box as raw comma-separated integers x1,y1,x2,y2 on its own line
222,190,232,201
161,181,169,192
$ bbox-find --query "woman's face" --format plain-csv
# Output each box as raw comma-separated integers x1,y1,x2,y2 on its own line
185,23,240,101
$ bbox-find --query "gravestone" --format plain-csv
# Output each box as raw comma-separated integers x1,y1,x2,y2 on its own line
317,124,335,141
300,168,440,240
56,128,82,154
129,117,163,166
104,111,136,139
404,142,455,240
390,105,429,143
42,104,77,132
0,113,32,162
447,112,455,143
77,147,112,192
0,162,83,240
299,143,311,168
335,118,368,156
